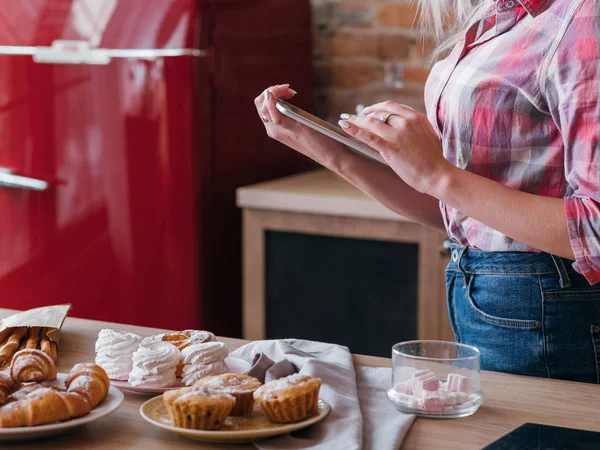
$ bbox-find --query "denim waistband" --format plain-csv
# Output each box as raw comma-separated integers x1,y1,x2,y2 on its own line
446,243,575,288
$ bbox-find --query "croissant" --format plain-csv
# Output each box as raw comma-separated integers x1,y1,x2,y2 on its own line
4,383,60,404
0,371,18,406
10,349,57,382
65,363,110,408
0,388,90,428
0,363,110,428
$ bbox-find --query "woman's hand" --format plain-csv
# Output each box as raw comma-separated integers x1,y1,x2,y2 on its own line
255,89,446,231
338,101,453,194
254,85,346,168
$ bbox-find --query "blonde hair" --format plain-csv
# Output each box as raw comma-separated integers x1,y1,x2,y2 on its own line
417,0,492,59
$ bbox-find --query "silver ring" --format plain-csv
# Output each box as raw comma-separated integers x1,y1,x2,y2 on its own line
380,113,393,124
261,116,270,123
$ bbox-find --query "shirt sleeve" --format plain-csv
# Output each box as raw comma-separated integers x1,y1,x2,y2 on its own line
545,3,600,284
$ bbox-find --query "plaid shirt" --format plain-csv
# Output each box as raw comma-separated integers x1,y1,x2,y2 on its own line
425,0,600,284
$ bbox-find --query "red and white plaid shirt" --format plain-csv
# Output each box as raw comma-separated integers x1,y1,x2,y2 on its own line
425,0,600,284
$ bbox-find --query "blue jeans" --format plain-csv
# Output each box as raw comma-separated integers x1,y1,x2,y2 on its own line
446,245,600,383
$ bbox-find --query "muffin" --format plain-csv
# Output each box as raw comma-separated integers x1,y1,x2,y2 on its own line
253,374,321,423
163,386,235,430
195,373,262,416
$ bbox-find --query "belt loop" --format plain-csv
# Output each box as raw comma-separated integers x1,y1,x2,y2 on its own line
550,254,571,288
456,246,469,288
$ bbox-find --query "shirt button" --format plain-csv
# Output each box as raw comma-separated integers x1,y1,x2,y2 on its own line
592,325,600,334
506,0,515,7
451,250,459,262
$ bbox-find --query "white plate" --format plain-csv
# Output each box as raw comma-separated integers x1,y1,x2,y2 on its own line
0,373,124,442
111,356,251,395
140,395,330,444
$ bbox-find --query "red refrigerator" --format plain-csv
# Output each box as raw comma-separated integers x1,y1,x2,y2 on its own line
0,0,314,335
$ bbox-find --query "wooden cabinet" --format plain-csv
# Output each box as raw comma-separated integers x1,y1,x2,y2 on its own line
237,170,453,355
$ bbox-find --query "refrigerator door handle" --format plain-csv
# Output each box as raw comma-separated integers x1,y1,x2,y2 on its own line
0,168,50,191
0,42,208,64
33,41,208,65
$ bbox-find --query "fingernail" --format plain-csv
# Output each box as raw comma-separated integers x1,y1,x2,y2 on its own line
264,90,271,101
290,89,298,95
340,113,351,120
338,120,351,129
279,84,290,88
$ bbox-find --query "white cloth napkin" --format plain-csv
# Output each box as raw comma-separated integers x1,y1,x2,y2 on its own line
231,339,415,450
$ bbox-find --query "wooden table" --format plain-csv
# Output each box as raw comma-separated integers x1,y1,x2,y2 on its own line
3,309,600,450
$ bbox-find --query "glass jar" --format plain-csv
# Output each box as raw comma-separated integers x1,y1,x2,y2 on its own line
387,340,483,418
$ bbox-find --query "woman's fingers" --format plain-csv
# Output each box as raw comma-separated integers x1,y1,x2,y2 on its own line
338,114,398,143
255,84,297,125
263,90,281,125
360,104,430,136
264,85,298,125
362,101,417,119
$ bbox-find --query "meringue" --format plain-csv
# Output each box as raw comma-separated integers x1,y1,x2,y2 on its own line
128,341,180,388
139,333,165,349
181,341,229,386
95,329,141,380
182,361,229,386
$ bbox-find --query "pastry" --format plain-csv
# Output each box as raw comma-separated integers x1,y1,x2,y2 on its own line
0,371,18,406
0,327,60,370
128,341,180,388
40,328,59,363
180,342,229,386
163,386,235,430
0,329,12,347
195,373,262,416
162,330,216,377
65,363,110,408
139,333,165,348
95,329,141,380
181,361,228,387
0,328,28,369
0,363,109,428
162,330,216,348
25,327,41,349
4,382,59,404
10,349,57,382
253,374,321,423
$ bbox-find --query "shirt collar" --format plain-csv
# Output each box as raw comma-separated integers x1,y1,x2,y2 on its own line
513,0,552,16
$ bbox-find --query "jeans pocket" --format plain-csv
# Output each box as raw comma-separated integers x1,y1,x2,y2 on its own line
542,289,600,383
465,274,542,329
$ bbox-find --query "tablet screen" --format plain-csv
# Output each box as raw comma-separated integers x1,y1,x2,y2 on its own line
275,100,387,165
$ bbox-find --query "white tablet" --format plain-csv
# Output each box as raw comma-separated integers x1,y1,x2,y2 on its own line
275,100,387,165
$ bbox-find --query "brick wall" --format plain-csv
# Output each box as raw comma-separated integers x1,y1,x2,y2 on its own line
310,0,433,121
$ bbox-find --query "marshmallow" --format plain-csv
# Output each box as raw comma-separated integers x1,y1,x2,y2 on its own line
446,373,470,393
413,370,441,397
388,370,479,415
419,390,445,411
388,390,413,404
393,380,414,395
446,392,459,406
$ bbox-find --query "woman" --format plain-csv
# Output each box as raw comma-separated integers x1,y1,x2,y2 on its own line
255,0,600,384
